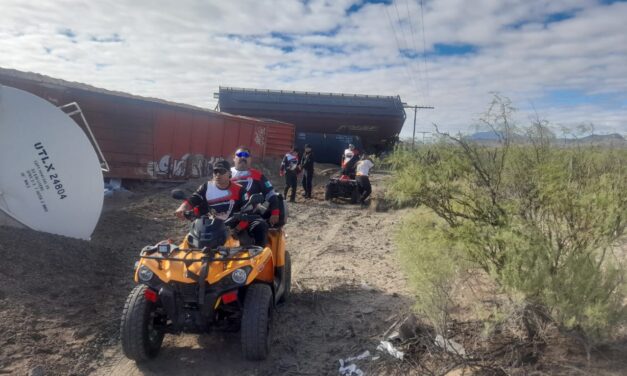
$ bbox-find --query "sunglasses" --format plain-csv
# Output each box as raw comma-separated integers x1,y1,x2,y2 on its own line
213,168,228,175
235,151,250,158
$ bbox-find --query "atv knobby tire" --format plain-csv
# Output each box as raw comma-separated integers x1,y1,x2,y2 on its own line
324,183,332,201
120,284,165,361
350,186,360,204
241,283,273,360
278,251,291,303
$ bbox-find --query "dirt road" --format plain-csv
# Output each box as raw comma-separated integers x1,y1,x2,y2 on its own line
0,171,414,375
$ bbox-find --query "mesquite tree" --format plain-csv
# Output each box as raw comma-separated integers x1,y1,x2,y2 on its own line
389,95,627,343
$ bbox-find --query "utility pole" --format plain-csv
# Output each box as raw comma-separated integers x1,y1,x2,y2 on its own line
403,104,434,147
417,131,431,144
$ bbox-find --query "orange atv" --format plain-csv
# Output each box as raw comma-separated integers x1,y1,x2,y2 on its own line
120,191,291,362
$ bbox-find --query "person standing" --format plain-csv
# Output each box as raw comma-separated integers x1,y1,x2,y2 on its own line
280,146,299,203
355,154,374,207
299,144,314,199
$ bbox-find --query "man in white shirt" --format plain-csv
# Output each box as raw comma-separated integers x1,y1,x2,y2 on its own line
355,154,374,206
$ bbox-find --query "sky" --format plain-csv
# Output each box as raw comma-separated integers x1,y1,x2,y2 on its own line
1,0,626,139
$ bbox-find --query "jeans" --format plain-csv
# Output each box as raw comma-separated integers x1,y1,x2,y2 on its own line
356,175,371,203
301,169,313,198
284,171,297,202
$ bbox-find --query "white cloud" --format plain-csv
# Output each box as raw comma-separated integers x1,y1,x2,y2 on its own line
0,0,626,139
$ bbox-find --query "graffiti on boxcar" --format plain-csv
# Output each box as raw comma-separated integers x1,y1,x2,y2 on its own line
147,154,223,178
254,127,266,146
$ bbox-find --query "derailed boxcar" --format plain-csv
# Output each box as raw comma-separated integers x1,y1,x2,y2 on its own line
0,68,294,180
217,86,405,158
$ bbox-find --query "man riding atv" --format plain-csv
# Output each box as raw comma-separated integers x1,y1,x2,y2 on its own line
121,160,291,362
175,159,268,246
325,143,362,203
230,146,286,227
341,143,360,178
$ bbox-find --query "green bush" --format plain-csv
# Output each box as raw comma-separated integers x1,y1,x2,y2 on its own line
389,97,627,342
396,208,468,333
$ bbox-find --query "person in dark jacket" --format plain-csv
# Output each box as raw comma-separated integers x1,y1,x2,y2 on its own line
174,160,268,246
280,146,299,203
341,143,360,178
230,146,283,227
299,144,314,199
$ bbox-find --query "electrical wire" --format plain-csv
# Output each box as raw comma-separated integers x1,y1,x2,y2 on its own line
384,3,420,96
405,0,426,97
419,0,430,96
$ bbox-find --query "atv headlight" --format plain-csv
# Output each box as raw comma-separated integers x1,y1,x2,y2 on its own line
231,268,248,284
138,265,154,282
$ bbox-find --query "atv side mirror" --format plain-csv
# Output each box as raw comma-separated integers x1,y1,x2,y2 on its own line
171,189,187,200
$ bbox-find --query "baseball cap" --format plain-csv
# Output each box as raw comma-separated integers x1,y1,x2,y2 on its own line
213,160,231,170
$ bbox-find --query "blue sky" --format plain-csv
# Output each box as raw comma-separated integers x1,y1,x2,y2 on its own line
1,0,626,138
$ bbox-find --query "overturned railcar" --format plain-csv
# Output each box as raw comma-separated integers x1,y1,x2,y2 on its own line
0,68,294,180
217,87,406,157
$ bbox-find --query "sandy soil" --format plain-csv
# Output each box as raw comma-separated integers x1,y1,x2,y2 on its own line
0,167,414,376
1,164,626,376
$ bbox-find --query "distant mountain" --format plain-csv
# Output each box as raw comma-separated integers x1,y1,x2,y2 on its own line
466,131,502,141
572,133,625,143
465,131,526,142
466,131,625,145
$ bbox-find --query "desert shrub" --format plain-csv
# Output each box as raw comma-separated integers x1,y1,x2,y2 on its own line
396,208,469,333
389,96,627,343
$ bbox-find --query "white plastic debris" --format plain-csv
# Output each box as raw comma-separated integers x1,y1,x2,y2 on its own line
346,350,371,362
434,334,466,356
338,351,370,376
386,330,400,341
376,340,404,360
338,360,364,376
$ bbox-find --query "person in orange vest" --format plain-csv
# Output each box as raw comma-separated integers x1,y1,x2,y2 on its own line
280,146,300,203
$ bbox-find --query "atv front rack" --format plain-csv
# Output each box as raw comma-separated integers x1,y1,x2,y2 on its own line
140,245,264,264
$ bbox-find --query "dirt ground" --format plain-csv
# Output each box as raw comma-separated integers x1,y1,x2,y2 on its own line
1,164,626,376
0,166,415,376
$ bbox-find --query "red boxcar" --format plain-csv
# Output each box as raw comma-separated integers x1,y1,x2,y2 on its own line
0,68,294,180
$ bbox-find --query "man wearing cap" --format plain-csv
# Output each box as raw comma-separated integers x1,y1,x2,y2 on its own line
299,144,314,199
230,146,283,227
174,159,268,247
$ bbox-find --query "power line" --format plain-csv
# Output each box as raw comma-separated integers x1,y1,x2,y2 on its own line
393,0,423,98
419,0,430,96
405,0,426,98
384,4,420,95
